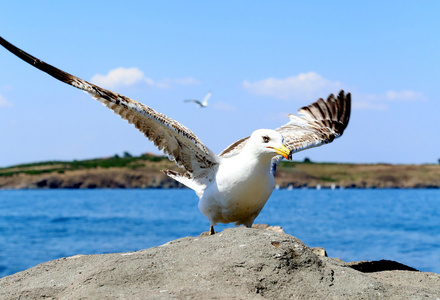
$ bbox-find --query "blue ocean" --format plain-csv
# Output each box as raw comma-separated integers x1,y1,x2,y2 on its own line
0,189,439,277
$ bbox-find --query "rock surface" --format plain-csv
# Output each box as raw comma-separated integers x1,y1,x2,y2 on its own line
1,227,439,299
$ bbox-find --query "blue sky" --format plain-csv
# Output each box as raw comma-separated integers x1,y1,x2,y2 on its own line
1,1,439,167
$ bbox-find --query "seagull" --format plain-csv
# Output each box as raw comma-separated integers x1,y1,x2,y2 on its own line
184,92,211,108
0,37,351,235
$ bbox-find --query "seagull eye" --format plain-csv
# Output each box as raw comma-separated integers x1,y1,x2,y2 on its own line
262,136,270,143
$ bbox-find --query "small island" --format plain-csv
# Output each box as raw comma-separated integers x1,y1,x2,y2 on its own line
1,153,439,189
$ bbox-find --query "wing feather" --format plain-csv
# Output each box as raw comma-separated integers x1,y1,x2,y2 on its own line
219,91,351,158
278,90,351,153
218,136,249,158
0,36,218,178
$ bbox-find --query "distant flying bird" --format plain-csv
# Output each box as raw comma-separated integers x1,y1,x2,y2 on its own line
0,37,351,235
184,92,211,108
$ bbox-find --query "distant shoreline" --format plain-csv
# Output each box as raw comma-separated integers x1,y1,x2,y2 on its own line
1,154,439,189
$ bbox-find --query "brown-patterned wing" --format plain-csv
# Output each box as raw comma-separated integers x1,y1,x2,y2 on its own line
0,37,218,177
218,136,249,158
276,90,351,154
219,91,351,159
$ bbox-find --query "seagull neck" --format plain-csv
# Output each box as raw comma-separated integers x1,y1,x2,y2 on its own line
238,148,274,171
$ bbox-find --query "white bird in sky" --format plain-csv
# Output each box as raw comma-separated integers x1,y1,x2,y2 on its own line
0,37,351,235
184,92,211,108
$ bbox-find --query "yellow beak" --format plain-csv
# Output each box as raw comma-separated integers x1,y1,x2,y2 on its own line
268,144,291,160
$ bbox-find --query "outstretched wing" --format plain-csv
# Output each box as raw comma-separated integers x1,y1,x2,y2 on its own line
276,90,351,154
0,36,218,178
219,91,351,158
201,92,211,106
184,99,204,107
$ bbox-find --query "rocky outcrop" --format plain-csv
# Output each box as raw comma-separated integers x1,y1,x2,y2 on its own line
1,227,439,299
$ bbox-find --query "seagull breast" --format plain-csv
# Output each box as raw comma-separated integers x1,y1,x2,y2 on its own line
199,129,287,227
199,153,275,227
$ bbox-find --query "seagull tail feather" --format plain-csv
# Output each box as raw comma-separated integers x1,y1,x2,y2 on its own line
162,170,205,197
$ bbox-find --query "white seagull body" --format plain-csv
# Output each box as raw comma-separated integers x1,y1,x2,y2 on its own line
0,37,351,234
184,92,211,108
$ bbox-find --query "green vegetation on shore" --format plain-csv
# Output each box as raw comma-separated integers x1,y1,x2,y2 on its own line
1,154,439,189
0,153,167,177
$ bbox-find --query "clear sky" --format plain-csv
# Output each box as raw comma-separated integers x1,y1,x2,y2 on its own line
1,1,439,167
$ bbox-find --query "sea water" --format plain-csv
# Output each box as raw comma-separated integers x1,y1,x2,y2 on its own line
0,189,439,277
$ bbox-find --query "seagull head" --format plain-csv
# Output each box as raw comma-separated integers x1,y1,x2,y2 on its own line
247,129,291,161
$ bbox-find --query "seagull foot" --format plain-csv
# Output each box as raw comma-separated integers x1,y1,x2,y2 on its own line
209,226,215,235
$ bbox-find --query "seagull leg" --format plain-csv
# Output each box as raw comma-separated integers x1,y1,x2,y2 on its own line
209,226,215,235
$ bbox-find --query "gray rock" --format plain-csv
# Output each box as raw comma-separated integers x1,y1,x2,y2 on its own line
1,227,439,299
